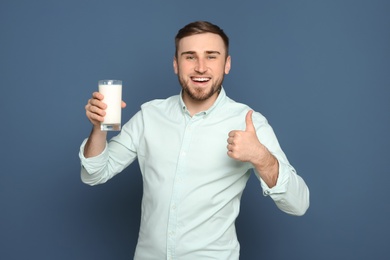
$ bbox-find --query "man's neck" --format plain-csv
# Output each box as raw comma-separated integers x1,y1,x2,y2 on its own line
182,92,219,116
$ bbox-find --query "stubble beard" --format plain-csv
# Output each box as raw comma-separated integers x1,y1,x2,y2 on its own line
178,74,224,102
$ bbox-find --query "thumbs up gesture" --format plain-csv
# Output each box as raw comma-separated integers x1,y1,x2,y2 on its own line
227,110,279,188
227,110,263,163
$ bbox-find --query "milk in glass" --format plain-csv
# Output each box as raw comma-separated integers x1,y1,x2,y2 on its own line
98,80,122,131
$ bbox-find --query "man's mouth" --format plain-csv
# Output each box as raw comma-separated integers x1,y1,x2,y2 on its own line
191,77,211,83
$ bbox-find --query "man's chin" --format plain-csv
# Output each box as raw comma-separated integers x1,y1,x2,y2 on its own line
184,85,221,101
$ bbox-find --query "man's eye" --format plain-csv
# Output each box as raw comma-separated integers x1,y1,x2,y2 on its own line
208,56,217,59
186,56,195,60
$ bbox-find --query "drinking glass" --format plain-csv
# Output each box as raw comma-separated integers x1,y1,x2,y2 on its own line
98,79,122,131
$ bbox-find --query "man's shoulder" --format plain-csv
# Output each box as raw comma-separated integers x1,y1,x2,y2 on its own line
221,95,268,124
220,95,251,115
141,94,180,110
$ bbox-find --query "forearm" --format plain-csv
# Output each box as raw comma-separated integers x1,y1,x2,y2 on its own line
252,146,279,188
79,117,139,186
84,126,107,158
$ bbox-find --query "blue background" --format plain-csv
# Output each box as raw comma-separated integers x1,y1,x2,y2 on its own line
1,0,389,259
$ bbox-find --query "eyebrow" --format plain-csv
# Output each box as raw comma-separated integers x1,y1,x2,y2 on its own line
180,50,221,56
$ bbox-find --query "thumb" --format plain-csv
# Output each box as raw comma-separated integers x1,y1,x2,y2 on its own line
245,110,255,132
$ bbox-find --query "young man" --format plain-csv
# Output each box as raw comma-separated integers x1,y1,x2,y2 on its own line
80,21,309,260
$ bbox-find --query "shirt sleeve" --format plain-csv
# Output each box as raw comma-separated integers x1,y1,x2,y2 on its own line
257,161,310,216
252,111,310,216
79,138,111,185
79,111,143,186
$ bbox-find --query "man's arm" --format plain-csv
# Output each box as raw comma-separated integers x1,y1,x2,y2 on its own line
84,126,107,158
83,92,126,158
227,110,309,215
79,91,131,186
227,110,279,187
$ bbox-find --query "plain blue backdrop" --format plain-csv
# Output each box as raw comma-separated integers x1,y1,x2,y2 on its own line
1,0,389,259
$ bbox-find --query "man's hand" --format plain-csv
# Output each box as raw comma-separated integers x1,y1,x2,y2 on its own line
227,110,263,163
85,92,127,128
83,92,127,158
227,110,279,187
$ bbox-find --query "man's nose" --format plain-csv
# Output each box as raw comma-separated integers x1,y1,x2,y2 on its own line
195,58,207,73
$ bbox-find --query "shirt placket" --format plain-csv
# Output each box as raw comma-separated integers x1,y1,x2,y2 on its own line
166,114,196,260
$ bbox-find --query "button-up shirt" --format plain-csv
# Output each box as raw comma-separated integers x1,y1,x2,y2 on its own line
79,88,309,260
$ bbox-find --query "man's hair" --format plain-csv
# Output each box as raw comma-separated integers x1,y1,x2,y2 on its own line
175,21,230,58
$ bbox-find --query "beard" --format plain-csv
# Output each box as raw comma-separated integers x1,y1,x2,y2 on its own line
177,73,224,102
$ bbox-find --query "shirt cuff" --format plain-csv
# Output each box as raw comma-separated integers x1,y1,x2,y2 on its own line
78,138,109,174
259,160,293,197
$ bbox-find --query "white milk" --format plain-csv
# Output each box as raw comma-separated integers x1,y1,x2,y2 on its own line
98,83,122,130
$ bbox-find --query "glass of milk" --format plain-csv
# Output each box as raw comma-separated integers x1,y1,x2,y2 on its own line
98,79,122,131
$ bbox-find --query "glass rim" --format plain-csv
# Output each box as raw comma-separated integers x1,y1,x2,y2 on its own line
98,79,122,85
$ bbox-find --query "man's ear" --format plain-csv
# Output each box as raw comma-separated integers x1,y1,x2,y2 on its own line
225,55,231,74
173,56,178,74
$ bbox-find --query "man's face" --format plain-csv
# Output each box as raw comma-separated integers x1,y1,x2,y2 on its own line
174,33,231,103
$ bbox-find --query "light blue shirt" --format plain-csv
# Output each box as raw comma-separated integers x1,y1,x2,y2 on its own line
79,88,309,260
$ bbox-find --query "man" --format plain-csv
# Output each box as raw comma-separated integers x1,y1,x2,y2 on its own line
79,21,309,260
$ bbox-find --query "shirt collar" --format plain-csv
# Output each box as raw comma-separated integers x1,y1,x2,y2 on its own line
179,87,227,116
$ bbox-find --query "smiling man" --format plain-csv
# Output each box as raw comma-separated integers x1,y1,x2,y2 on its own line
79,21,309,260
174,32,231,110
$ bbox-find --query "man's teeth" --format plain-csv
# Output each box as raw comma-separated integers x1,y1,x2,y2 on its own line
193,78,209,82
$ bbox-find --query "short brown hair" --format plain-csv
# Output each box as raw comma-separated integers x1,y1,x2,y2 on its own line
175,21,230,58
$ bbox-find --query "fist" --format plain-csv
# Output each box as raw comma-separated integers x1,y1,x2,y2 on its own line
227,110,263,163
